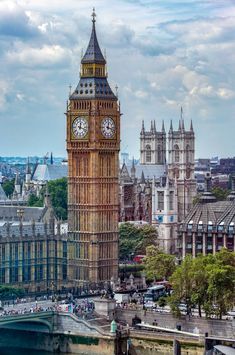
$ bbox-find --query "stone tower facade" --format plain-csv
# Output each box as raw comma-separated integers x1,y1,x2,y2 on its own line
168,118,196,222
66,11,120,285
140,120,166,165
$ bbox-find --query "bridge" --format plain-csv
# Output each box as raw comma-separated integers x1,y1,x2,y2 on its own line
0,311,113,335
0,311,124,354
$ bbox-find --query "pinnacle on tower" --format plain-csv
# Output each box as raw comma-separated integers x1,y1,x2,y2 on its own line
81,8,106,65
181,118,185,131
140,170,145,184
178,119,182,131
131,157,136,178
26,157,31,175
190,119,194,132
151,120,154,132
50,152,54,165
162,120,165,133
141,120,145,133
180,106,184,131
15,171,20,186
153,120,156,132
169,120,173,133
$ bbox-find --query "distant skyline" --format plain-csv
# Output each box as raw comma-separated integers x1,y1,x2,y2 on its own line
0,0,235,158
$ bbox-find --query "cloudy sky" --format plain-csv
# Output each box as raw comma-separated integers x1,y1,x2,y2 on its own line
0,0,235,159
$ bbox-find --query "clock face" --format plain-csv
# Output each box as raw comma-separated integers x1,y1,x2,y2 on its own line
101,117,116,139
72,117,88,139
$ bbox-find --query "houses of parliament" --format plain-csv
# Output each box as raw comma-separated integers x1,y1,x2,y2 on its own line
0,10,197,292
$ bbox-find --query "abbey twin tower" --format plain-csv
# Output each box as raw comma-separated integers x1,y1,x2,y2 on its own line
120,117,196,253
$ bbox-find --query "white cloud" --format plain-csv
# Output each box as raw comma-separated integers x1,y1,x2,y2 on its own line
6,44,71,67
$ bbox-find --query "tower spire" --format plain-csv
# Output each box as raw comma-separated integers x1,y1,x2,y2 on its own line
190,119,194,132
92,7,96,23
162,120,165,133
169,120,173,132
181,106,185,131
81,9,106,65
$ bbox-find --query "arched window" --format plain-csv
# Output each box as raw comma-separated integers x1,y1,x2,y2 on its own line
174,144,180,163
186,145,190,164
146,145,151,163
157,145,162,164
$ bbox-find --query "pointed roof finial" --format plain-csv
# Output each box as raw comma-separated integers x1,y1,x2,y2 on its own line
141,120,145,133
81,9,106,64
162,120,165,133
190,119,194,132
115,84,119,98
181,106,185,131
140,170,145,184
92,7,96,23
151,120,154,132
131,157,136,178
153,120,156,132
178,119,182,131
169,120,173,132
26,157,31,175
15,171,20,186
50,152,53,165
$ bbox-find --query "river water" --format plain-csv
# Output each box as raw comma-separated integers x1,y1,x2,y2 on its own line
0,349,53,355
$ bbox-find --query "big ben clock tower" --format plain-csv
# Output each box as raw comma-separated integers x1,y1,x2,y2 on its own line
66,10,120,285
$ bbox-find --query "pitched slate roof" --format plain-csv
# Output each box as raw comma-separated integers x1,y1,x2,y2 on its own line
32,164,67,182
182,198,235,228
0,206,47,222
0,184,7,200
81,20,106,64
126,164,165,180
70,77,116,100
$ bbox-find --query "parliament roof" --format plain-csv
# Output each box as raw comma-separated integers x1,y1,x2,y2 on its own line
0,206,47,222
32,164,67,182
0,184,7,200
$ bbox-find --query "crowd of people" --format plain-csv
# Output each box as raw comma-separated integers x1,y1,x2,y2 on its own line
0,298,95,318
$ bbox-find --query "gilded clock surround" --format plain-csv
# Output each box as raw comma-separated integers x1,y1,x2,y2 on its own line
66,10,120,286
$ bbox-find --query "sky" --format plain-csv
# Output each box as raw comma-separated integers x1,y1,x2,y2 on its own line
0,0,235,159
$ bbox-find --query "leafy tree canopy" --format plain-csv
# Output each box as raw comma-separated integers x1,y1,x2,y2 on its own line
169,249,235,318
119,223,158,261
2,179,15,197
0,285,25,300
28,177,68,220
144,245,176,281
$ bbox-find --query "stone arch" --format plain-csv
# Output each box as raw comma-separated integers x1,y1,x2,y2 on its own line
145,145,151,163
186,144,190,164
157,145,162,164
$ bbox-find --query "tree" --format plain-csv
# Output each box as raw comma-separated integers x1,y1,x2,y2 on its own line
119,223,158,261
27,177,68,220
0,285,25,301
2,179,14,197
169,250,235,318
211,187,229,201
158,296,167,309
190,254,212,317
27,193,43,207
47,177,67,220
169,255,194,316
144,245,176,280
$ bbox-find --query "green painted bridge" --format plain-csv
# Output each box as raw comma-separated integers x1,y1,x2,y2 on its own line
0,312,120,354
0,311,57,333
